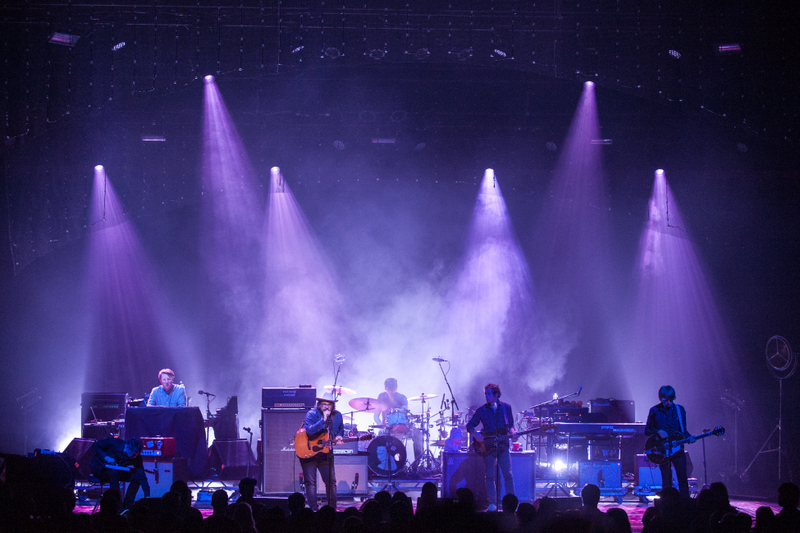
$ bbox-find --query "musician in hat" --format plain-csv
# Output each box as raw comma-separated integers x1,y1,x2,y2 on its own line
645,385,695,499
299,393,344,511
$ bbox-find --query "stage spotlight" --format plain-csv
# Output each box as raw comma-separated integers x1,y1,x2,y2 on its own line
415,48,430,60
95,165,104,171
584,81,595,88
324,47,341,59
668,49,681,59
204,74,215,84
655,168,665,175
142,135,166,142
457,48,473,61
49,32,80,47
717,44,742,54
553,460,567,472
369,48,386,59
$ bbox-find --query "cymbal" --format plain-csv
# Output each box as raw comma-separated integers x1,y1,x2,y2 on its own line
348,397,387,413
409,393,439,401
324,385,357,396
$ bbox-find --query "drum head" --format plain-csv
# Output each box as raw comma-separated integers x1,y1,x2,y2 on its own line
367,436,406,476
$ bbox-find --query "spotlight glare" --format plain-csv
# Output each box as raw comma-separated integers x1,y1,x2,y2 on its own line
656,169,665,175
553,460,567,472
94,165,104,171
204,74,215,84
585,81,595,88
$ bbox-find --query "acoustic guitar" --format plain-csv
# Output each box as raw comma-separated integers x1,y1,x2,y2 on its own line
294,428,374,459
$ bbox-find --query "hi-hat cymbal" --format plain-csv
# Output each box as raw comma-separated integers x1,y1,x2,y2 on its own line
324,385,357,396
409,393,439,401
349,397,388,413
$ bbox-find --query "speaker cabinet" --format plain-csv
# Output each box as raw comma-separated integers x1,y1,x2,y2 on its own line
635,454,679,489
261,409,306,494
136,459,175,498
578,461,622,489
208,439,257,480
63,438,96,480
441,451,536,503
315,454,369,497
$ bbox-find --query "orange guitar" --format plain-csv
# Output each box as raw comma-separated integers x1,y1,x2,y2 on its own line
294,428,374,459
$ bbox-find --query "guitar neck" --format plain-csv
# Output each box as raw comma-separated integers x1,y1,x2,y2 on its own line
673,429,717,447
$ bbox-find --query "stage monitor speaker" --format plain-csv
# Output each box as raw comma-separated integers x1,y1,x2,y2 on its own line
578,461,622,489
441,451,536,503
535,496,583,510
316,454,369,497
209,439,257,480
261,409,306,494
63,438,96,480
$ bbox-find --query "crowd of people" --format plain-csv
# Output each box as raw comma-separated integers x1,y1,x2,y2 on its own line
0,476,798,533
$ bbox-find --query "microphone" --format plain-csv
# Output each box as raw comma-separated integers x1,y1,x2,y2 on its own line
577,386,582,396
198,390,215,396
243,427,252,434
351,472,359,491
432,357,448,363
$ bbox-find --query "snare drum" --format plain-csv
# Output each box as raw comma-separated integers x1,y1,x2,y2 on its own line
386,408,410,435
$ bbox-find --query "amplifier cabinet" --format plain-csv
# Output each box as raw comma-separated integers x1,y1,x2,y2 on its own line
261,409,306,494
441,451,536,503
578,461,622,489
635,454,678,489
316,454,369,497
129,458,187,500
262,388,316,410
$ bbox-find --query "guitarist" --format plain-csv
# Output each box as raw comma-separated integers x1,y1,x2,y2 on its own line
89,437,150,511
299,395,344,511
645,385,695,499
466,383,516,512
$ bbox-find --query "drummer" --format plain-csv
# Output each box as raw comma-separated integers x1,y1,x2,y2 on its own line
376,378,422,458
376,378,409,428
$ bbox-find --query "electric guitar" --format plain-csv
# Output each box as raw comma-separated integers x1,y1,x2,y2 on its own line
644,426,725,464
472,426,552,457
294,428,374,459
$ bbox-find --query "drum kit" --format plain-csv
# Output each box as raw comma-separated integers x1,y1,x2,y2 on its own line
325,384,464,478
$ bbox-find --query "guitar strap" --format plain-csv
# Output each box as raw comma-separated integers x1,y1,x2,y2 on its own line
675,404,685,435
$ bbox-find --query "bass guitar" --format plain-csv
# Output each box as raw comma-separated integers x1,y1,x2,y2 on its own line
294,428,374,459
644,426,725,464
472,426,552,457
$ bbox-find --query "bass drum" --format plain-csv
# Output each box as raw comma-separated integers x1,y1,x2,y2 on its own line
367,436,407,477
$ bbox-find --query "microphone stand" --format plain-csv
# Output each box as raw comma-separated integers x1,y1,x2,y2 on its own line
325,354,344,508
243,427,254,478
435,359,461,434
200,392,215,452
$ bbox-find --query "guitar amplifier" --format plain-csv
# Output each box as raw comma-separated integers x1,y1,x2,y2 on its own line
579,461,622,489
141,437,176,459
316,454,369,496
635,453,693,489
262,387,317,409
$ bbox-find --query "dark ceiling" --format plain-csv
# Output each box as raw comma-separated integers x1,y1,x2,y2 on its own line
1,0,797,146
